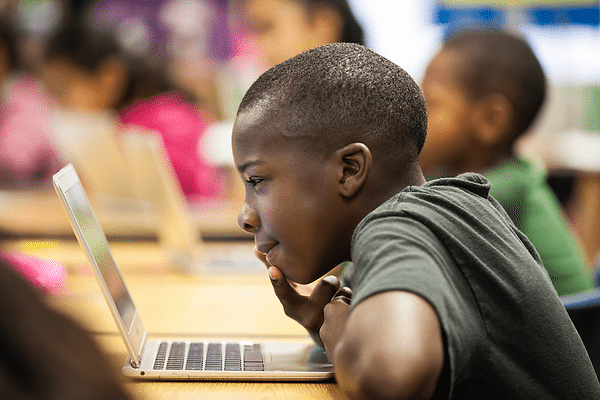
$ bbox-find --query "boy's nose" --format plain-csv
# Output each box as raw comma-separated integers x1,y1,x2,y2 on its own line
238,203,260,234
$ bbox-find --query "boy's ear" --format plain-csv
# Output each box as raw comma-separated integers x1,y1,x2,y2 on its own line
334,142,372,198
473,93,514,146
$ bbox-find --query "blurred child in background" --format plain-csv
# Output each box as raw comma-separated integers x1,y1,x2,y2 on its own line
241,0,365,68
199,0,366,201
418,29,591,296
40,20,222,200
0,20,61,188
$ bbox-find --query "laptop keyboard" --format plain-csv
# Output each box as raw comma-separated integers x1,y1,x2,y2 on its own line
153,342,264,372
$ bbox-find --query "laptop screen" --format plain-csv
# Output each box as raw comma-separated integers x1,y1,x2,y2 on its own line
63,181,137,327
53,165,139,333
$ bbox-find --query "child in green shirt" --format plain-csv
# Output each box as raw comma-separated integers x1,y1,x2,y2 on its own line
419,29,591,296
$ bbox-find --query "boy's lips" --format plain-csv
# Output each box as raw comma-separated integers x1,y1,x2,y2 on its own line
256,242,278,257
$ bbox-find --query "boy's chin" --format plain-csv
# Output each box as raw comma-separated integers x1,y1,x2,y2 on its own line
285,265,336,285
284,272,317,285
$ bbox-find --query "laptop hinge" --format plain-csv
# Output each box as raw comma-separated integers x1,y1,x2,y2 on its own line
130,332,148,368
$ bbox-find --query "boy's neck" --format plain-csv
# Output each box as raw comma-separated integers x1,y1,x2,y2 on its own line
369,162,426,205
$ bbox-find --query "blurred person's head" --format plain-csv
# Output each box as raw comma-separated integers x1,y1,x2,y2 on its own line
241,0,364,67
0,258,134,400
419,29,546,176
40,22,129,112
41,19,189,114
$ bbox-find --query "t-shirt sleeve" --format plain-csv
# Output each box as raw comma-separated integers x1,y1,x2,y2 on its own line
351,214,489,397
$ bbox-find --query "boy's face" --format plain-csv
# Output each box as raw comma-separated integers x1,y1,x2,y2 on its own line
232,107,351,284
419,49,478,175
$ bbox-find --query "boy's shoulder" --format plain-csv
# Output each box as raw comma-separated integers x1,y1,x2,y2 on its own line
369,172,493,217
354,171,529,261
353,171,520,259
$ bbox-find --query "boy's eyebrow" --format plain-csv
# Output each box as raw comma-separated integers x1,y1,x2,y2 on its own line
237,159,264,173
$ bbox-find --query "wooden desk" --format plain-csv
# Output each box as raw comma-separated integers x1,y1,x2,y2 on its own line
1,239,347,400
0,188,249,239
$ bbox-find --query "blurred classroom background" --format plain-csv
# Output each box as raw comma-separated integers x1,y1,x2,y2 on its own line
0,2,598,396
0,0,598,259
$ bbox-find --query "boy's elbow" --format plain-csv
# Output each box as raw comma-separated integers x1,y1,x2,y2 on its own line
334,340,443,400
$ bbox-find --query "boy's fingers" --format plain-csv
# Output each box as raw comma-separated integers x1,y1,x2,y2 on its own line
268,266,303,306
310,275,341,308
334,286,353,303
268,265,284,281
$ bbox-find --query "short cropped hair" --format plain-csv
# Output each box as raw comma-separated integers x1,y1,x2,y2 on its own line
238,42,427,172
444,29,546,139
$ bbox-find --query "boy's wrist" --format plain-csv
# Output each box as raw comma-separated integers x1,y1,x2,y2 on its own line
309,331,325,348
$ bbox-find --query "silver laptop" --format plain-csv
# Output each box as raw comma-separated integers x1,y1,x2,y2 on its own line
53,164,334,381
119,130,201,272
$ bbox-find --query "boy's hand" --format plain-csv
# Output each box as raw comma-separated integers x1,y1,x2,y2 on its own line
320,287,352,356
254,247,340,346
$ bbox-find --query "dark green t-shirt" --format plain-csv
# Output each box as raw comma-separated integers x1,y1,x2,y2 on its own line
350,173,600,399
484,157,591,296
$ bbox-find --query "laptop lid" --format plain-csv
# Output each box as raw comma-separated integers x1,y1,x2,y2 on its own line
50,110,137,201
118,129,199,271
53,164,146,366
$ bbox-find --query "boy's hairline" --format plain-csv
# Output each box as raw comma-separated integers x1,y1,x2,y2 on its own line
237,99,363,162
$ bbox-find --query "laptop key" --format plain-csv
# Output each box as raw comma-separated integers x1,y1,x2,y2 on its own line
185,342,204,370
153,342,168,370
244,344,264,371
205,342,223,370
165,342,186,370
225,343,242,371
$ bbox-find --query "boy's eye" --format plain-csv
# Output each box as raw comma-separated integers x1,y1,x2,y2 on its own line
246,177,264,187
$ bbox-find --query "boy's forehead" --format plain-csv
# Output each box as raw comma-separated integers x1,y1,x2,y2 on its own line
232,103,298,163
233,103,289,145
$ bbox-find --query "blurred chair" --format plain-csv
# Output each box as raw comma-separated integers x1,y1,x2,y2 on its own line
561,287,600,378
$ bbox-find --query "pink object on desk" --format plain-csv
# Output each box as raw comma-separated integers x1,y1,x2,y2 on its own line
1,251,66,295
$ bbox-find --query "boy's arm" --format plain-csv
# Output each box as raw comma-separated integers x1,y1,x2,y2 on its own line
321,290,444,400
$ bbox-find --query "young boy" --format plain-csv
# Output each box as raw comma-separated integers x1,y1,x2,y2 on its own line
232,42,600,399
418,29,591,297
